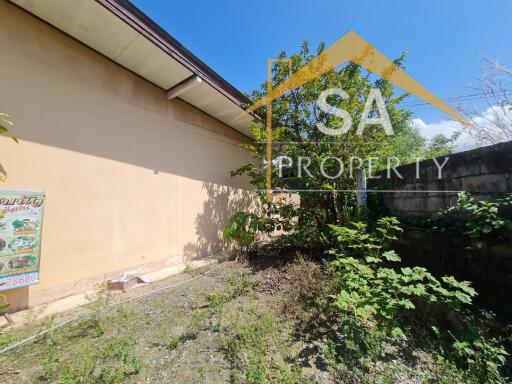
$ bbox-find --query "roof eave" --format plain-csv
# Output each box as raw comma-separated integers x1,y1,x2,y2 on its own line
95,0,251,108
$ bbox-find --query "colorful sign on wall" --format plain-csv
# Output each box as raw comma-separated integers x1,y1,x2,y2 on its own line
0,190,45,291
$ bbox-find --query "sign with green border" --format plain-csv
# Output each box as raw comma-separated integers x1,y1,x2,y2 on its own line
0,189,45,291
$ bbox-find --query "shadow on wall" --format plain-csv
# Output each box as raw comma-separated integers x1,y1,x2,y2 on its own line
0,0,252,188
183,182,258,262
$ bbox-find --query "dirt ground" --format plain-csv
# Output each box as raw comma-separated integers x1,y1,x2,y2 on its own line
1,255,509,384
0,258,319,383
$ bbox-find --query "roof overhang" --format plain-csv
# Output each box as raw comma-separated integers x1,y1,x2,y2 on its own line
10,0,254,138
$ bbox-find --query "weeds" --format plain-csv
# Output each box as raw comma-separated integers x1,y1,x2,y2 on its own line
48,335,141,384
197,365,207,383
42,332,61,377
206,273,255,308
223,310,309,384
318,217,510,383
438,192,512,249
2,254,510,384
166,336,180,350
184,264,211,275
190,307,208,331
0,331,13,347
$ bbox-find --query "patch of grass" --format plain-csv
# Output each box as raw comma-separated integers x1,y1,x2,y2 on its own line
226,273,255,298
223,310,310,384
190,307,208,332
206,273,255,309
0,331,14,347
42,332,61,378
185,264,213,276
166,337,180,350
206,290,228,307
197,365,207,383
49,335,142,384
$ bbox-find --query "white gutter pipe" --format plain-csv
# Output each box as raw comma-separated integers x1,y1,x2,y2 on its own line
166,75,202,99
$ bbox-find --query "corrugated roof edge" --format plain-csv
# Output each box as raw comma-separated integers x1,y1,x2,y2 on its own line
95,0,252,109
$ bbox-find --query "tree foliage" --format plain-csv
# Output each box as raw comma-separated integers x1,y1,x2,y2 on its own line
232,42,435,237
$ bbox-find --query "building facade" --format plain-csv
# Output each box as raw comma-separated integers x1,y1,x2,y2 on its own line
0,0,256,311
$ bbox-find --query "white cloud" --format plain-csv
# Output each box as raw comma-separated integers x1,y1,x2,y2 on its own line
409,118,462,139
410,104,512,153
409,118,476,152
470,105,512,143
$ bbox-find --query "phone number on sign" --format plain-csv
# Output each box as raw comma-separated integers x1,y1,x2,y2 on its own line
0,273,39,290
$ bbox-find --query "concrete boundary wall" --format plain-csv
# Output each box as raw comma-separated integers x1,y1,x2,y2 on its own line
372,141,512,315
374,140,512,216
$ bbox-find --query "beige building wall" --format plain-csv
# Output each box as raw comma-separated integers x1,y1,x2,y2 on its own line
0,1,256,311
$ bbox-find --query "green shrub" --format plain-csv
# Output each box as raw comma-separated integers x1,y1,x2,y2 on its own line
328,217,476,323
325,217,509,382
450,332,508,383
223,212,262,256
223,205,296,256
439,191,512,248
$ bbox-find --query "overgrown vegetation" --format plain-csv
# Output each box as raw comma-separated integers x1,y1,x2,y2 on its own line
328,218,475,339
223,311,307,384
438,191,512,248
321,217,509,383
43,334,141,384
231,42,455,241
1,248,511,383
223,212,273,257
220,41,512,383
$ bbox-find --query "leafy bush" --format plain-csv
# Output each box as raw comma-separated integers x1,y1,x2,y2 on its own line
449,331,509,383
223,206,297,256
439,191,512,248
223,212,268,256
224,212,258,250
325,217,509,382
328,217,476,342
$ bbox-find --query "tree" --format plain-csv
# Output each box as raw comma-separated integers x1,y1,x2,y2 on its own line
423,132,460,158
457,60,512,145
232,42,423,238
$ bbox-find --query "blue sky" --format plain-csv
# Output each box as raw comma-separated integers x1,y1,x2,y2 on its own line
133,0,512,141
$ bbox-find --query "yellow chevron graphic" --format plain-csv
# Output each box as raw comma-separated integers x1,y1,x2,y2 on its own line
246,31,469,126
